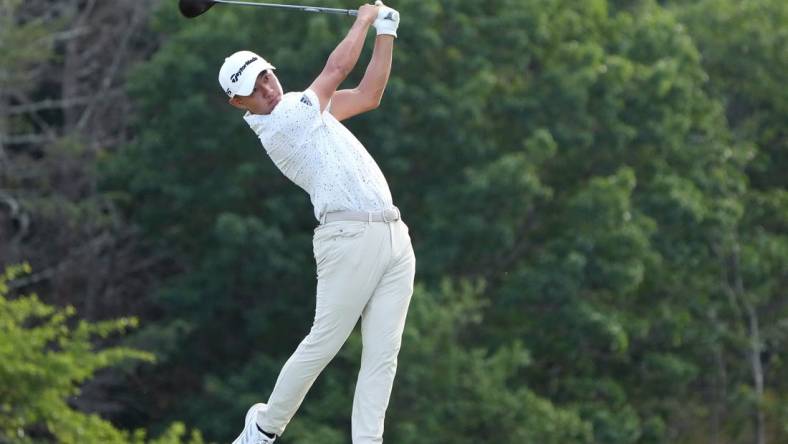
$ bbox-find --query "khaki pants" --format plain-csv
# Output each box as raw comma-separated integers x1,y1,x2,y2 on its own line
258,219,416,443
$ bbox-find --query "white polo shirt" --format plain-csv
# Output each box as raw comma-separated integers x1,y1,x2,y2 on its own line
244,89,394,222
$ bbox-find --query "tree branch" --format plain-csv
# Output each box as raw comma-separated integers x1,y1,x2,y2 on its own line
0,134,55,145
5,94,118,114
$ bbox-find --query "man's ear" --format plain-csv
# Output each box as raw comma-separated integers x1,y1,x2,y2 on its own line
228,96,246,110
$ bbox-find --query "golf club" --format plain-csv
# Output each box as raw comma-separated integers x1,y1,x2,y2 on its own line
179,0,359,18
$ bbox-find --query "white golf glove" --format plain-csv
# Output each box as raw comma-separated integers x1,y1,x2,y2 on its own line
373,2,400,38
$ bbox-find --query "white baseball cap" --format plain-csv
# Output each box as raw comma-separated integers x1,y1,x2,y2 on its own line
218,50,276,98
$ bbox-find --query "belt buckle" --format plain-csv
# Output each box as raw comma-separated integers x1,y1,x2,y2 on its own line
382,208,397,223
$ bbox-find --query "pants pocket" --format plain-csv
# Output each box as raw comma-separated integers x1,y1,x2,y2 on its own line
312,222,369,267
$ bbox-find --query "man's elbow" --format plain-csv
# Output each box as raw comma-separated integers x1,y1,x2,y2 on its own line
366,96,382,111
361,88,385,111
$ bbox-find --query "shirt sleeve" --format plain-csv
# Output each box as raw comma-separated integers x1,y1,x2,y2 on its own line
260,91,317,140
301,88,327,116
246,90,324,164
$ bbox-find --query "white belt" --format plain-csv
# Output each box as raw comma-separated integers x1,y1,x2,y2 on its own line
321,207,401,224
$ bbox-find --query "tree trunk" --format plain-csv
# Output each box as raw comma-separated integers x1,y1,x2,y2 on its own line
710,343,727,444
731,243,766,444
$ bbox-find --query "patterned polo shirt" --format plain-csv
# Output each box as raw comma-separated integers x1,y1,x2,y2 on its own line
244,89,394,222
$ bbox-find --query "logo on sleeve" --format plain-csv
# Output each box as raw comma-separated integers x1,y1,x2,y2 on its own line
300,95,313,107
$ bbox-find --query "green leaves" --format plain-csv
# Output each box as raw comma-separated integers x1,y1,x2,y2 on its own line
0,0,55,89
0,265,203,444
93,0,788,442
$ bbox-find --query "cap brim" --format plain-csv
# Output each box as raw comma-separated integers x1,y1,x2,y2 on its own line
234,60,275,97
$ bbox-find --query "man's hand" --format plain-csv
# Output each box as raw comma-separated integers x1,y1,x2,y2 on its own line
357,3,380,26
372,2,400,38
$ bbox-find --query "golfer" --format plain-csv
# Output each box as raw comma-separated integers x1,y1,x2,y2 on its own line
219,3,413,444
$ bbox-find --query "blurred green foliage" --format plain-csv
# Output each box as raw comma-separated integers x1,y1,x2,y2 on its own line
2,0,784,442
98,0,788,442
0,265,204,444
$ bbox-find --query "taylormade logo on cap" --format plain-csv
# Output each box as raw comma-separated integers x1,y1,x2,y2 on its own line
231,57,258,83
219,50,275,98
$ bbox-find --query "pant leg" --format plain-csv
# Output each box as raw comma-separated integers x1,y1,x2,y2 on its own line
352,221,416,444
259,221,392,436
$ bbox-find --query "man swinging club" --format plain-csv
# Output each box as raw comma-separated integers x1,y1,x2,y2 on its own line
218,2,413,443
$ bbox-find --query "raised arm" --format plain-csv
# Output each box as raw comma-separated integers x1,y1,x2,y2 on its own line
330,3,400,121
309,4,379,112
329,35,393,121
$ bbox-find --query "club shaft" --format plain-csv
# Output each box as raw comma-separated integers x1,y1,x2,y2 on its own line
214,0,358,15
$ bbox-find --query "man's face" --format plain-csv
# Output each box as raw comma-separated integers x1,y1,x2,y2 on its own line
229,70,283,115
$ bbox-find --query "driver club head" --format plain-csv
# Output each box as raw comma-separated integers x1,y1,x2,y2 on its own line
179,0,217,18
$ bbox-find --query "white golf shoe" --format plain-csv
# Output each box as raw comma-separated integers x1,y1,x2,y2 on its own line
232,403,276,444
